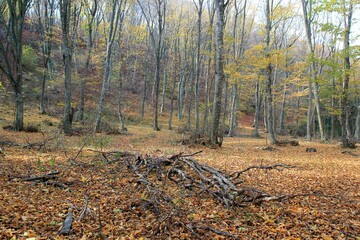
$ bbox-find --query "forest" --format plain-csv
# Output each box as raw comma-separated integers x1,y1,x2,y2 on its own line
0,0,359,239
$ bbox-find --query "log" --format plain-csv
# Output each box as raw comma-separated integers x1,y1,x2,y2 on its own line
23,171,60,182
59,208,73,235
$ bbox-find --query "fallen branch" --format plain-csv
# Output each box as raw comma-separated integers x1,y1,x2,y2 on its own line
78,195,90,222
24,132,59,151
229,164,295,180
341,150,360,157
58,207,73,235
23,171,60,182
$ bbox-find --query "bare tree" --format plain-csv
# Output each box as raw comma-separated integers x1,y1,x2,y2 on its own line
193,0,204,135
228,0,247,137
137,0,167,131
0,0,31,131
34,0,55,114
301,0,326,141
210,0,228,146
264,0,276,144
94,0,127,132
339,1,353,147
59,0,81,134
79,0,99,123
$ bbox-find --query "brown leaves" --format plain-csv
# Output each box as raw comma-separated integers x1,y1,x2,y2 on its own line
0,136,359,239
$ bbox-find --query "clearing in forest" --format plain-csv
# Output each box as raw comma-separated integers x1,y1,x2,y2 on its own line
0,125,359,239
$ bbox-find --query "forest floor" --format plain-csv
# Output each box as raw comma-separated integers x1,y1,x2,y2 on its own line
0,107,359,239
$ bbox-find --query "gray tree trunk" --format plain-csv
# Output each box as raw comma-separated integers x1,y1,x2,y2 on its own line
340,3,353,148
210,0,226,146
0,0,30,131
117,58,126,132
94,0,125,132
59,0,75,134
160,68,167,114
301,0,325,141
228,84,238,136
193,0,204,134
35,0,55,115
202,0,215,135
79,0,98,123
141,75,148,119
354,106,360,141
168,35,180,130
265,0,276,144
253,81,261,138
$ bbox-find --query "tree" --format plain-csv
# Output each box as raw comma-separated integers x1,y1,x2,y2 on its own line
339,0,354,147
193,0,204,135
79,0,99,123
137,0,167,131
94,0,127,132
59,0,81,134
34,0,55,114
210,0,228,146
0,0,31,131
264,0,276,144
228,0,247,137
301,0,326,141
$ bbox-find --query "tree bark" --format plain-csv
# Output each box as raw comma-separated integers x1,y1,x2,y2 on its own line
340,2,353,148
354,106,360,141
210,0,226,146
193,0,204,135
265,0,276,144
94,0,125,132
253,80,261,138
301,0,325,141
0,0,30,131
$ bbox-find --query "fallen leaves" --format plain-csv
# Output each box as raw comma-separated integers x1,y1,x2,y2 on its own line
0,135,359,239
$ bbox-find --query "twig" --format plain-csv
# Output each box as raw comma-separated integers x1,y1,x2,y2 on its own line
23,171,60,182
341,150,360,157
98,201,105,240
169,151,203,160
229,163,295,180
78,195,90,222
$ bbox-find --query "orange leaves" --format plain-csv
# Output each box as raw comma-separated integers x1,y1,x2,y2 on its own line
0,132,360,239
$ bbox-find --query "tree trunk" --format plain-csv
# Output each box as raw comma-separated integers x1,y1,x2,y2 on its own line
210,0,226,146
59,0,74,134
202,1,215,135
0,0,29,131
63,45,73,134
253,81,260,138
14,85,24,131
153,52,161,131
194,0,204,135
177,71,183,120
222,77,229,136
141,75,148,119
160,68,167,114
340,2,353,148
278,83,286,135
168,61,178,130
228,84,238,136
117,59,126,132
354,106,360,141
94,0,124,132
265,0,276,144
301,0,325,141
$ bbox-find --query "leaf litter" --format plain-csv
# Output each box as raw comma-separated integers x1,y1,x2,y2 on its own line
0,131,359,239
